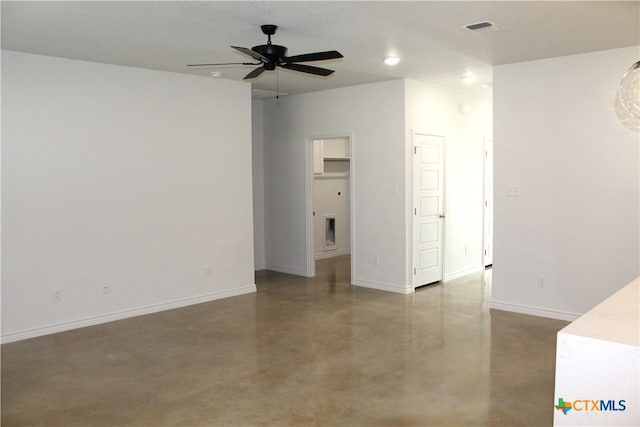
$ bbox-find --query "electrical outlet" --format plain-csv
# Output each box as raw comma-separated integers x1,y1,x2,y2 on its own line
205,267,212,277
53,288,62,302
537,276,545,288
102,282,110,294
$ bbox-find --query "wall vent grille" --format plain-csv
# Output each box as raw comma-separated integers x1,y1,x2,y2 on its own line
464,21,502,33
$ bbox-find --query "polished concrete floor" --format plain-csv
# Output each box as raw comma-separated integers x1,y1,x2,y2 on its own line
2,256,568,426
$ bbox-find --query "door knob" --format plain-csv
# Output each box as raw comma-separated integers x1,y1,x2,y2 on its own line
439,214,446,219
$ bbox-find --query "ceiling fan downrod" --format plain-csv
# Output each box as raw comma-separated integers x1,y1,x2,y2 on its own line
261,24,278,46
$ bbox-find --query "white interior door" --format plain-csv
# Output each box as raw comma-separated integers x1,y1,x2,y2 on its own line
413,133,445,287
483,139,493,267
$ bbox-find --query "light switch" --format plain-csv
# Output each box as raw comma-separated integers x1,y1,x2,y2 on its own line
391,185,399,195
507,185,520,197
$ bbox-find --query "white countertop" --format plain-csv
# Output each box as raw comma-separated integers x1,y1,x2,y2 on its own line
560,277,639,347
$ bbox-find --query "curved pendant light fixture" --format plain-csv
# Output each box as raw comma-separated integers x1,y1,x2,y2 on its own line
619,61,640,119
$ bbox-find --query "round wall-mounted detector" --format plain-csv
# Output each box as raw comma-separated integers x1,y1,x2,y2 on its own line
384,56,401,66
210,71,223,78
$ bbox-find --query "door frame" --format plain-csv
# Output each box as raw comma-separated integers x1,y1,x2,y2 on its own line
482,138,493,267
304,133,355,279
412,131,447,288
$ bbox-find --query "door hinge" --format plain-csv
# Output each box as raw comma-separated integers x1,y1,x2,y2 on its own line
414,208,417,215
414,268,416,275
414,147,417,154
484,250,487,255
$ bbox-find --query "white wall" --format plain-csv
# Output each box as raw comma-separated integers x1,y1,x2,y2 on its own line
2,51,256,342
263,80,408,292
313,175,350,258
492,46,640,320
404,80,493,282
252,100,266,270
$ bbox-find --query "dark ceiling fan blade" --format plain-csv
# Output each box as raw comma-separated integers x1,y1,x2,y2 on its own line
187,62,260,67
285,50,343,63
280,63,335,77
231,46,269,62
244,66,266,80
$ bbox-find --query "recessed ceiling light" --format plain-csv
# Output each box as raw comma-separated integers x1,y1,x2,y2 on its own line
210,71,223,78
461,74,476,84
384,56,401,66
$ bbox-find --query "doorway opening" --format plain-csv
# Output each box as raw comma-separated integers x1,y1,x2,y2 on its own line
306,135,353,279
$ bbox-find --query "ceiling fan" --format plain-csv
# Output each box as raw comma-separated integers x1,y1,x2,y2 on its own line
187,24,344,80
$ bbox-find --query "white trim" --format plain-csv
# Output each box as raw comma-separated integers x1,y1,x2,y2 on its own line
1,285,257,344
489,300,581,322
315,249,350,260
349,134,356,288
265,264,310,277
444,264,484,282
482,137,494,267
305,137,316,277
254,263,266,271
353,279,413,294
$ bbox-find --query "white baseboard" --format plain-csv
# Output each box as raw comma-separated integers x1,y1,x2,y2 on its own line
444,264,484,282
264,264,309,277
489,300,581,322
254,263,266,271
1,284,257,344
352,279,412,294
315,249,350,260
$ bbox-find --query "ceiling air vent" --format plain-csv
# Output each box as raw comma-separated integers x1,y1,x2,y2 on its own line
464,21,501,33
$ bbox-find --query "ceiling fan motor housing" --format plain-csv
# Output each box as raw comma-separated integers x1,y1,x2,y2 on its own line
252,44,288,69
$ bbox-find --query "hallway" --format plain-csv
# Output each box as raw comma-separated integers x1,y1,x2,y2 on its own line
2,256,567,426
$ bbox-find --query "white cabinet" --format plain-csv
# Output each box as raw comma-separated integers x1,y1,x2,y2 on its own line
313,138,350,176
313,140,324,174
322,137,350,159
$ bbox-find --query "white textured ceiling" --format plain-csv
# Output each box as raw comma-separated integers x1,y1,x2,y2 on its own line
2,1,639,99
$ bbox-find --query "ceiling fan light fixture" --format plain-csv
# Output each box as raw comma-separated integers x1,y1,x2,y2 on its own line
384,56,401,66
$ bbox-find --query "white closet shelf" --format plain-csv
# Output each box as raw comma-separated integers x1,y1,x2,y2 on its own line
315,172,350,179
